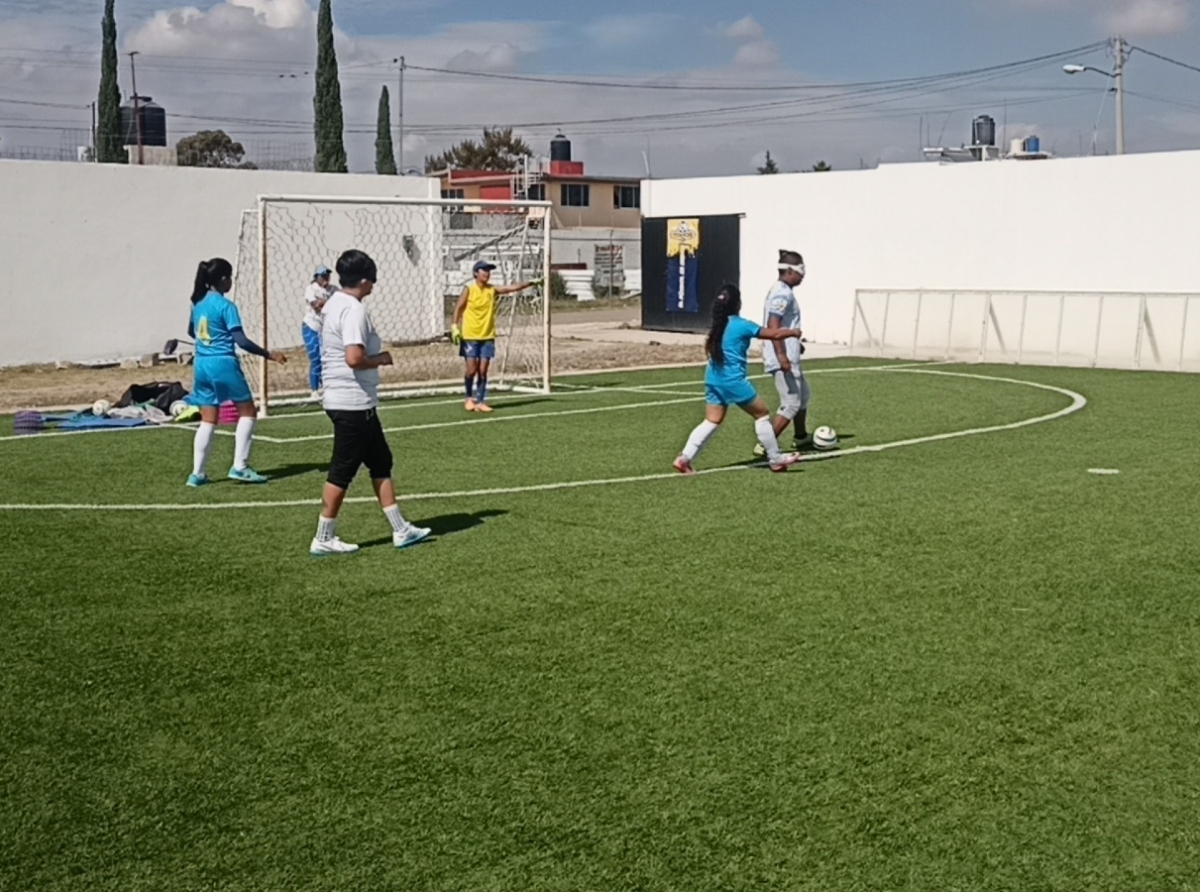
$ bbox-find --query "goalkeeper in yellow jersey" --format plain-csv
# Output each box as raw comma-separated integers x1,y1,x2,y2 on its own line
451,260,538,413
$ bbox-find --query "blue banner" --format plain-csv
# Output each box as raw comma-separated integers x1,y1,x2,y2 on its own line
666,253,699,314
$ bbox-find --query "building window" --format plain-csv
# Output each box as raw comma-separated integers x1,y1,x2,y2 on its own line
526,183,546,201
561,183,590,207
441,188,465,200
614,185,641,209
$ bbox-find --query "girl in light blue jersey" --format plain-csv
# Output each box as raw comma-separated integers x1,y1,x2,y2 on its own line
673,284,802,475
186,258,286,488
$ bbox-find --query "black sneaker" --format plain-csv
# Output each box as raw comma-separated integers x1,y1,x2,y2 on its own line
793,435,815,451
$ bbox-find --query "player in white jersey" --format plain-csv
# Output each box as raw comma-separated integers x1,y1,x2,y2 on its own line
755,249,812,454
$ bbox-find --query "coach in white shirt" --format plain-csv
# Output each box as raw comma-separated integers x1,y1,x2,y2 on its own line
308,249,430,556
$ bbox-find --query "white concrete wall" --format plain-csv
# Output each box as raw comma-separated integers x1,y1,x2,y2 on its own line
0,160,439,367
642,150,1200,348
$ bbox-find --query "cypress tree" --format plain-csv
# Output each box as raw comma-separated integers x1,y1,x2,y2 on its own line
313,0,347,173
375,85,397,175
96,0,124,163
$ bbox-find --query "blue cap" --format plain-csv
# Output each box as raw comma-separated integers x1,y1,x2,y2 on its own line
315,265,332,277
472,260,496,274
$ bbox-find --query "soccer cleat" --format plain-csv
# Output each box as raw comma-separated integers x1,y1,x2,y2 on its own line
393,524,433,549
185,473,209,488
472,402,494,414
752,442,767,457
310,536,360,556
464,398,477,412
228,466,269,484
769,452,802,473
672,455,697,476
793,435,814,451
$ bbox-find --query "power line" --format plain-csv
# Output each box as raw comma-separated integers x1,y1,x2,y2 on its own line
1129,45,1200,77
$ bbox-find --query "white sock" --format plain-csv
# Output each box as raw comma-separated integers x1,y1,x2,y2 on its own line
192,422,216,477
383,504,408,533
316,516,337,542
233,416,256,471
754,417,783,463
681,420,720,461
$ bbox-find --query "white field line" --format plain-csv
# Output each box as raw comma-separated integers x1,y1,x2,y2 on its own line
0,370,1087,512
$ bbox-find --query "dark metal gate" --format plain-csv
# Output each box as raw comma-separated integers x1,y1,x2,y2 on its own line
640,214,741,333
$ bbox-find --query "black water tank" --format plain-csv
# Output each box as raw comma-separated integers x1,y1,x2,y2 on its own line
121,97,168,147
550,132,571,162
972,114,996,147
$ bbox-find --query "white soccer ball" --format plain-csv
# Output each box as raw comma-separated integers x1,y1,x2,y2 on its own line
92,399,111,416
813,425,839,451
169,400,188,418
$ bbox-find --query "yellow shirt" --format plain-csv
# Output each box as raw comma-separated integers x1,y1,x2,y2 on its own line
462,282,499,341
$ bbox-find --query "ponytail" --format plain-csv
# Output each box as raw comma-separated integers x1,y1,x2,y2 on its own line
705,284,742,367
190,257,234,304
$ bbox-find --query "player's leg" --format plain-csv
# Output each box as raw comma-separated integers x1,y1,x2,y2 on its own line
772,369,801,437
675,386,728,474
362,412,431,548
462,348,480,410
739,393,800,471
473,344,496,412
303,325,322,395
793,370,812,447
223,361,266,483
311,409,365,555
187,361,219,487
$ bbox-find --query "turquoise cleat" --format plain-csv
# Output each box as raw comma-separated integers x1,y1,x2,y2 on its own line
186,473,209,488
228,467,269,484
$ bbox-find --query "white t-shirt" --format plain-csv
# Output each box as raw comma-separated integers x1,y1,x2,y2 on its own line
320,291,382,410
303,281,333,332
761,280,803,373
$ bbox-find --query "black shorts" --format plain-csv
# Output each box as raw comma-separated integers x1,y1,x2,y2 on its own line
325,408,393,489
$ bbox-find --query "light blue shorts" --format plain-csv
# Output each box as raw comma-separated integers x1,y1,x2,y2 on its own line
705,379,758,407
192,355,253,407
460,340,496,360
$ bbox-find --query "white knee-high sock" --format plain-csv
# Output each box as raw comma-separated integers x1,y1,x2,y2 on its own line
233,416,256,470
754,417,783,463
681,420,720,461
193,422,216,477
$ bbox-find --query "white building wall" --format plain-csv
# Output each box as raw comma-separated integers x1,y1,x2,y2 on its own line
0,161,439,367
642,150,1200,348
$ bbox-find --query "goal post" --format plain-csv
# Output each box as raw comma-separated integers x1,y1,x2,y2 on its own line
231,194,553,413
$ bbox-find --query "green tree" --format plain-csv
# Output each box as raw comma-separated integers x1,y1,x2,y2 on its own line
96,0,124,164
313,0,347,173
812,160,832,172
424,127,532,173
757,151,779,174
375,85,397,175
177,130,257,168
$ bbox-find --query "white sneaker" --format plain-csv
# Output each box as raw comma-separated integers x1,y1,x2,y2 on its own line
310,536,360,556
769,452,802,473
393,524,432,549
310,389,323,401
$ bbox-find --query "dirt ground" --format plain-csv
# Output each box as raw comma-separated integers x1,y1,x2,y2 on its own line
0,301,704,411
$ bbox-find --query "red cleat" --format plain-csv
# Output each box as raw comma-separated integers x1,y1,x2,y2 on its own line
769,452,802,473
673,456,697,476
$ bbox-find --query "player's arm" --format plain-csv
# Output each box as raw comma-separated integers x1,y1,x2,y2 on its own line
344,304,392,368
450,287,469,344
231,327,286,364
495,280,540,295
757,326,802,342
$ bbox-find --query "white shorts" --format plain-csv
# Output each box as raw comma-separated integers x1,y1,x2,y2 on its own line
771,368,811,418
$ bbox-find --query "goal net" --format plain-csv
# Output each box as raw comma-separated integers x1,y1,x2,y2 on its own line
231,195,551,411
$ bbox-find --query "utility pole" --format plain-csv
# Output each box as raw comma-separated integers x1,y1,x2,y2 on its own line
394,56,405,171
128,51,143,165
1114,36,1127,155
90,101,96,161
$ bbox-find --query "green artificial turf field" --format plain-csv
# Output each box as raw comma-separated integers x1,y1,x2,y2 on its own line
2,358,1198,891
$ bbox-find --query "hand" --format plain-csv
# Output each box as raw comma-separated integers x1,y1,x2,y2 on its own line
451,324,462,346
269,352,288,364
375,351,394,367
779,361,792,374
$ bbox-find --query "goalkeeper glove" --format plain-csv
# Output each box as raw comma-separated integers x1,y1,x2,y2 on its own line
451,324,462,346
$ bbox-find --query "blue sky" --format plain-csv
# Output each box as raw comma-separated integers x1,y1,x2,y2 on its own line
1,0,1198,173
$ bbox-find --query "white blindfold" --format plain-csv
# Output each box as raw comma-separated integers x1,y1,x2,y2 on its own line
778,263,806,276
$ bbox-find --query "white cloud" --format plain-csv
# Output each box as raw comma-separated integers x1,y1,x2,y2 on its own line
734,40,780,67
1103,0,1190,34
445,43,528,73
723,15,765,41
584,13,678,49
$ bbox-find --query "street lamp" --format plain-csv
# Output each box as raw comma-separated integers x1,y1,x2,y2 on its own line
1063,38,1127,155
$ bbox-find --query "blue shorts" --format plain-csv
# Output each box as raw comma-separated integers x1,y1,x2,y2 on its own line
460,339,496,360
705,379,758,407
192,355,253,407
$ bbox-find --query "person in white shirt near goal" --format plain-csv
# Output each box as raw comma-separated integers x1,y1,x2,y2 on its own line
754,249,813,455
303,265,334,399
309,249,431,556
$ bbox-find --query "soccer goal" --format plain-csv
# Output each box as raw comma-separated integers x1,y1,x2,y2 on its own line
231,195,552,413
